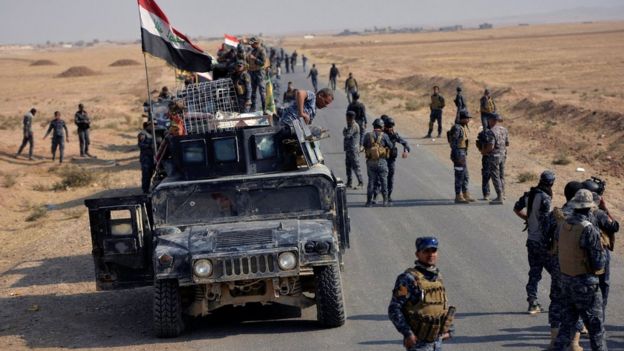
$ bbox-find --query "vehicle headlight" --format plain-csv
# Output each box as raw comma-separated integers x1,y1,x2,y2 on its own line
193,259,213,277
278,252,297,270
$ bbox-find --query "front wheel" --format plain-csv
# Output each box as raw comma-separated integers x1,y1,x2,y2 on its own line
314,264,346,327
153,279,184,338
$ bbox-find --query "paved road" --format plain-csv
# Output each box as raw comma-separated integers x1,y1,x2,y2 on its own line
5,70,622,351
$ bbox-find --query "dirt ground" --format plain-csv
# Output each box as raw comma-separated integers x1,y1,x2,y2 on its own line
0,22,622,349
284,20,624,225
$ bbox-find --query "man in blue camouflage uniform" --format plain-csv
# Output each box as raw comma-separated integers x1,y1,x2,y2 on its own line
343,111,363,189
513,170,556,315
449,109,474,204
453,87,466,124
246,37,267,112
137,122,155,194
483,113,509,204
363,118,392,207
74,103,94,157
43,111,69,163
346,92,367,149
280,88,334,126
16,108,37,160
230,60,252,113
381,115,410,203
388,237,453,351
307,64,319,93
329,64,340,91
476,128,492,200
552,189,607,351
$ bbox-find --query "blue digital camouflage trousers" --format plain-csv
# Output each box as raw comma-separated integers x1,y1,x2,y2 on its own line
526,240,563,328
345,150,362,185
452,149,469,194
553,276,606,351
481,155,492,197
407,339,442,351
367,159,388,198
249,70,266,112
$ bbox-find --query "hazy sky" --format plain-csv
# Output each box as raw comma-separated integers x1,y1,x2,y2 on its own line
1,0,623,45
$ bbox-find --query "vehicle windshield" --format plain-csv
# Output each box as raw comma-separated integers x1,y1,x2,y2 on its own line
163,185,323,225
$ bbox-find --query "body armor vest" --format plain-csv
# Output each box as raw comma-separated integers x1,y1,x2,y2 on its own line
481,97,495,113
403,269,448,342
458,125,469,149
558,220,604,276
365,133,388,160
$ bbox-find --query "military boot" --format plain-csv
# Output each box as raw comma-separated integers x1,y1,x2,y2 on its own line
548,328,559,350
382,195,390,207
455,194,469,204
346,181,352,189
570,332,583,351
462,191,476,202
365,195,373,207
490,195,504,205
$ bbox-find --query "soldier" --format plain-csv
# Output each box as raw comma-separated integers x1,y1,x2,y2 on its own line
346,92,367,149
363,118,392,207
283,82,297,105
552,189,607,351
246,37,267,112
280,88,334,126
302,54,308,72
290,51,298,71
43,111,69,163
231,60,252,113
158,86,173,101
15,107,37,160
449,109,474,203
426,86,445,138
138,122,155,194
343,111,363,189
475,128,492,200
283,51,290,73
388,236,454,351
329,63,340,91
479,88,496,130
513,170,556,314
453,87,466,123
307,64,319,92
382,115,410,203
482,113,509,204
345,72,359,104
74,103,93,157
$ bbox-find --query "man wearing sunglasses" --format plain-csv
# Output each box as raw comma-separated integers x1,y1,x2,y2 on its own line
389,237,455,350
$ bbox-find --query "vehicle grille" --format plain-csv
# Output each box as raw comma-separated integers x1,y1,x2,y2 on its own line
221,254,277,277
215,229,274,249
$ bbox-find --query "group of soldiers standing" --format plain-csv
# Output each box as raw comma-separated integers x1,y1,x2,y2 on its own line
15,103,94,163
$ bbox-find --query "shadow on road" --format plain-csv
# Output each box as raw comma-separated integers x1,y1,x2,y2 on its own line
2,254,93,288
47,187,141,211
348,199,494,208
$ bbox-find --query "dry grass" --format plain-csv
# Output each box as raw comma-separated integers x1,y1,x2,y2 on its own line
2,174,17,188
51,165,96,191
25,205,47,222
517,172,538,183
552,154,572,165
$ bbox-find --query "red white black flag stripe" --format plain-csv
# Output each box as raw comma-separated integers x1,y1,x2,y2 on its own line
138,0,212,72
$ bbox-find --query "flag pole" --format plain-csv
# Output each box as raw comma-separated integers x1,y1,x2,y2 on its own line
136,1,159,160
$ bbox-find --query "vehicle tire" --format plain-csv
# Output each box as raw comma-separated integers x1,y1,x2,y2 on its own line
153,279,184,338
314,264,346,327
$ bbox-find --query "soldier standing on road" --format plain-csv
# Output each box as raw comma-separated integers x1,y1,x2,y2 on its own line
43,111,69,163
302,54,308,72
329,63,340,91
388,236,454,351
345,72,359,104
231,60,252,113
382,115,410,204
449,109,474,204
453,87,466,123
307,64,319,93
347,92,367,150
15,107,37,160
426,86,445,138
513,170,556,315
475,128,492,200
74,103,93,157
363,118,392,207
343,111,363,190
283,82,297,105
482,113,509,204
552,189,607,351
138,122,155,194
480,88,496,130
290,51,298,72
283,51,290,73
246,37,267,112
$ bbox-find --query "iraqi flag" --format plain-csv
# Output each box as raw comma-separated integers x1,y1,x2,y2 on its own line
138,0,212,72
224,34,239,48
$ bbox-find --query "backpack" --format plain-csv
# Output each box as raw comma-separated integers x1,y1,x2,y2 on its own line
366,133,388,160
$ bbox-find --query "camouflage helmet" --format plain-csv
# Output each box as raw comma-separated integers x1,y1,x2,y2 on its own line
381,115,395,128
372,118,384,129
539,170,556,186
416,236,439,252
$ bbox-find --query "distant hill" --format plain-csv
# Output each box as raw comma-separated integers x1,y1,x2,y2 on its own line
487,6,624,25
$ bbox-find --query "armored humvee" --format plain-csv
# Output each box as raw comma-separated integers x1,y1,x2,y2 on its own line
84,79,350,337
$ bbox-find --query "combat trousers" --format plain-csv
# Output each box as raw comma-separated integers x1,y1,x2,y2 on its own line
599,250,610,322
311,78,318,93
330,77,337,91
407,339,442,351
249,70,266,112
51,136,64,163
356,120,366,147
367,159,388,199
78,128,90,156
487,155,505,197
452,149,469,194
480,112,491,131
346,88,357,104
140,157,155,194
387,157,397,197
481,155,491,197
553,276,606,351
428,109,442,136
547,254,586,331
237,97,250,113
345,150,363,186
17,131,34,158
526,239,549,303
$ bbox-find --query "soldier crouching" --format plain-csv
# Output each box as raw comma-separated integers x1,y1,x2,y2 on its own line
388,237,455,351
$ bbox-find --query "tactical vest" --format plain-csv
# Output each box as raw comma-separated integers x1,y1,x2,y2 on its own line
365,133,388,160
458,125,469,149
481,97,495,113
403,269,448,343
600,230,613,251
430,95,445,110
558,220,604,276
346,78,357,89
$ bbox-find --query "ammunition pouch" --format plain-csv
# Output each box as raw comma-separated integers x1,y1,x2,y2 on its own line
235,82,245,96
365,133,388,160
390,146,398,159
406,311,447,343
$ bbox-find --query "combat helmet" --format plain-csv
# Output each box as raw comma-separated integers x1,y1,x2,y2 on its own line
372,118,384,129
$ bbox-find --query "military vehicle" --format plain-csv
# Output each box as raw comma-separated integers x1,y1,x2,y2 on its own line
85,79,350,337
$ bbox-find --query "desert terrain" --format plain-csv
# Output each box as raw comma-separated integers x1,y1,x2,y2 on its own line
0,21,622,349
